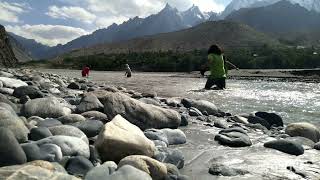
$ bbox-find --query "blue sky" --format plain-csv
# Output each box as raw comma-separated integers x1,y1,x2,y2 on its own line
0,0,232,46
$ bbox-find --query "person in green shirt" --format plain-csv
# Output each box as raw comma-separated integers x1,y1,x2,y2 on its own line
201,44,238,90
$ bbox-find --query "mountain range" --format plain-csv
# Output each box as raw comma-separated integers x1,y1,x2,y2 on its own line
7,0,320,61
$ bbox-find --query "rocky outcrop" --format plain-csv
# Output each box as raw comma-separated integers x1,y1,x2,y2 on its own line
0,25,18,67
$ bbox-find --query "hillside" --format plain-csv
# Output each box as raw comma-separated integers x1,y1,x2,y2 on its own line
226,0,320,34
59,20,279,59
0,25,19,67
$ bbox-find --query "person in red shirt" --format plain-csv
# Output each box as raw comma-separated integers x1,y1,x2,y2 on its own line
82,65,90,78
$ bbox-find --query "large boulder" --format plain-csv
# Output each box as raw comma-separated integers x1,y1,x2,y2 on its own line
81,111,109,123
21,97,72,118
72,120,104,138
182,98,218,115
65,156,94,177
76,93,104,113
49,125,89,144
95,115,156,162
13,86,44,99
0,77,28,88
29,127,52,141
144,128,186,146
264,139,304,156
36,136,90,158
154,147,185,169
285,122,320,142
209,163,249,176
0,107,29,142
118,155,167,180
0,163,79,179
85,161,117,180
214,128,252,147
21,143,63,162
57,114,86,124
0,93,17,111
102,92,181,130
254,112,283,127
0,128,27,167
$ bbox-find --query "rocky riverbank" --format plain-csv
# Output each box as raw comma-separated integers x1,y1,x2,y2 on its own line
0,68,319,180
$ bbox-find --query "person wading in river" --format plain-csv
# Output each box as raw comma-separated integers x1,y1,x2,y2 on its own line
125,64,132,78
82,65,90,78
201,44,238,90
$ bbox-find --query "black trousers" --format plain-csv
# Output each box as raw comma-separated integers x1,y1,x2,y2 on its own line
205,77,226,89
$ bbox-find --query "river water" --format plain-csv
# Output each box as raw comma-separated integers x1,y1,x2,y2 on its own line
42,69,320,126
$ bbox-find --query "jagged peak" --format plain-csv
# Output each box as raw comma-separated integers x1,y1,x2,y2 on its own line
161,3,178,13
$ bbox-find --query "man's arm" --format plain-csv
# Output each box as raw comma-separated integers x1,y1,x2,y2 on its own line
225,60,239,70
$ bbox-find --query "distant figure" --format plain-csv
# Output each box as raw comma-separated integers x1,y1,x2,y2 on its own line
202,45,227,90
125,64,132,78
82,65,90,78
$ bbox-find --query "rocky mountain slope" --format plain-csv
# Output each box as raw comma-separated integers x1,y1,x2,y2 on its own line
0,25,19,67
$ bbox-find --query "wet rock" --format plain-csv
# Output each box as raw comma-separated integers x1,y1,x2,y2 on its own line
37,118,62,127
314,142,320,150
264,139,304,156
0,93,17,111
144,129,186,145
189,107,203,116
76,93,104,113
285,136,315,149
144,129,168,145
0,77,28,88
208,163,249,176
254,112,283,127
89,145,101,165
142,92,157,98
57,114,86,124
21,97,72,118
0,71,14,78
213,118,229,129
20,95,31,104
0,88,14,95
36,135,90,158
73,120,104,138
139,98,161,106
66,156,94,177
68,82,81,90
95,115,156,162
118,155,167,180
49,125,89,144
81,111,109,123
29,127,52,141
85,161,117,180
285,122,320,142
228,115,249,124
0,128,27,167
154,147,185,169
182,98,218,115
21,143,63,162
13,86,44,99
102,92,181,130
180,114,189,126
287,166,307,178
248,115,271,129
214,128,252,147
165,98,181,107
0,107,29,142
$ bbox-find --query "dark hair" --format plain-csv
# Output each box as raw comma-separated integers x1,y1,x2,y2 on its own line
208,44,223,55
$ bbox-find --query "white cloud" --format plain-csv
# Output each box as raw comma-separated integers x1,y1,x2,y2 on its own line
0,2,29,23
6,24,88,46
46,6,96,23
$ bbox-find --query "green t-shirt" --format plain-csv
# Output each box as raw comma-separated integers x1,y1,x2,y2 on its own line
208,53,226,79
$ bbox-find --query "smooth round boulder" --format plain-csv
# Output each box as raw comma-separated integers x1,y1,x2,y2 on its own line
85,161,117,180
36,135,90,158
29,127,52,141
264,139,304,156
66,156,94,177
0,93,17,111
58,114,86,124
162,129,187,145
37,118,62,127
209,163,249,176
0,77,28,88
76,93,104,113
21,97,72,118
22,143,63,162
214,128,252,147
94,115,156,162
314,142,320,150
139,98,161,106
0,128,27,167
81,111,109,123
182,98,218,115
13,86,44,99
154,147,185,169
0,88,14,95
248,115,271,129
118,155,167,180
49,125,89,144
254,112,283,127
285,122,320,142
72,120,104,138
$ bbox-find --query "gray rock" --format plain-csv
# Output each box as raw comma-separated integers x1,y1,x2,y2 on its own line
209,163,249,176
89,145,101,166
49,125,89,144
314,142,320,150
81,111,109,123
285,122,320,142
76,93,104,113
182,98,218,115
264,139,304,156
102,92,181,130
139,98,161,106
0,128,27,167
285,136,315,149
248,115,271,129
0,88,14,95
13,86,44,99
29,127,52,141
0,71,14,78
73,120,104,138
66,156,94,177
180,114,188,126
189,107,203,116
36,136,90,158
39,144,63,162
254,112,283,127
214,128,252,147
21,97,72,118
0,107,29,142
58,114,86,124
144,129,169,145
162,129,187,145
0,93,17,111
213,118,229,129
37,118,62,127
154,147,185,169
68,82,81,90
85,161,117,180
0,77,28,88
